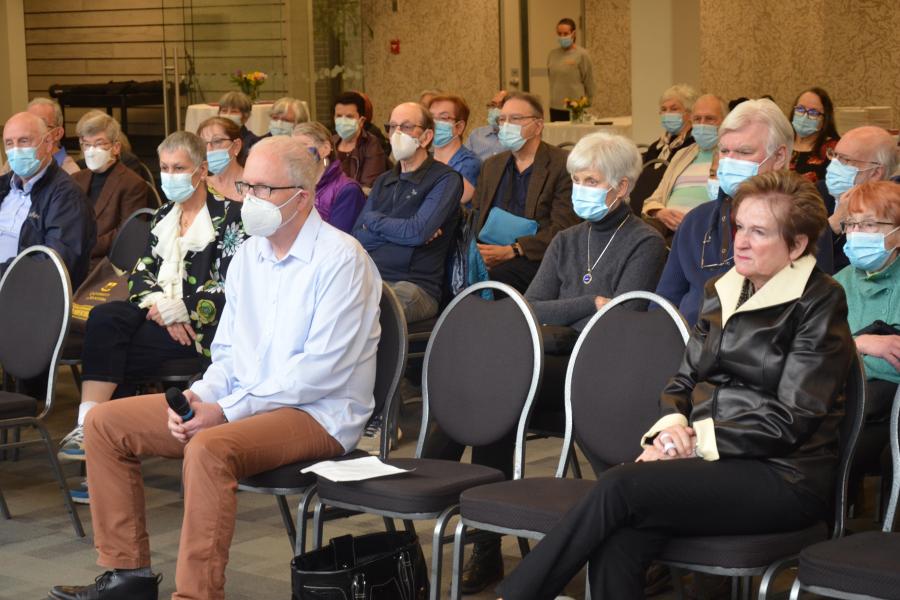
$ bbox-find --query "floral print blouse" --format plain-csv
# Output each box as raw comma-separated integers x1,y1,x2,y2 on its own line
128,192,246,358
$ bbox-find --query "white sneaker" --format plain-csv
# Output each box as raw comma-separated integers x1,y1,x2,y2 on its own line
355,417,401,455
58,426,85,462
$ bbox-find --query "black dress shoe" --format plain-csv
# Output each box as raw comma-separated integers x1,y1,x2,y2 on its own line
460,539,504,594
50,570,161,600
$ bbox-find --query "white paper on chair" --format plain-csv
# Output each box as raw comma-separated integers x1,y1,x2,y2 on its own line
300,456,413,482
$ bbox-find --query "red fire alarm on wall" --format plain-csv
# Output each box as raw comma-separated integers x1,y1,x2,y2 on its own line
390,39,400,54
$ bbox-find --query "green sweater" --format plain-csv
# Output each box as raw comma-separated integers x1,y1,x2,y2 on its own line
834,257,900,383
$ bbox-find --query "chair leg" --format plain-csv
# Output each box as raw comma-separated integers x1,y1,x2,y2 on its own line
569,446,583,479
0,485,10,519
430,505,459,600
12,427,21,461
403,519,416,534
517,536,530,558
36,422,85,537
1,428,6,461
742,576,752,600
758,556,796,600
312,500,325,549
69,364,82,391
383,517,397,532
275,494,297,553
731,576,739,600
295,487,317,557
450,519,466,600
788,577,802,600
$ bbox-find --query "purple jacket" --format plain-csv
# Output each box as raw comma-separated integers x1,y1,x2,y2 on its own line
315,160,367,233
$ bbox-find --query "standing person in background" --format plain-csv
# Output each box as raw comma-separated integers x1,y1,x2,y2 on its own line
789,87,840,185
466,90,509,162
428,94,481,205
547,18,595,123
333,91,389,190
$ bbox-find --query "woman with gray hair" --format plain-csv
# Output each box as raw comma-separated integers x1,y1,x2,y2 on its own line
58,131,247,471
267,96,310,136
525,131,667,329
644,83,699,164
293,121,366,232
71,110,152,267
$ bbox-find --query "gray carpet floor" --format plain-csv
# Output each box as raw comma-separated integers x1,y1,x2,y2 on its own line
0,372,868,599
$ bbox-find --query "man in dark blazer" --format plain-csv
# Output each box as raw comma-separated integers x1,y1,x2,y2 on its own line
72,112,153,269
472,91,579,293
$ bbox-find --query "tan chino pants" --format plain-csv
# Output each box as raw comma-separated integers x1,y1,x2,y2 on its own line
84,393,343,600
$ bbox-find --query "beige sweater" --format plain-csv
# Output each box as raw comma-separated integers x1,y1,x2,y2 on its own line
642,144,704,215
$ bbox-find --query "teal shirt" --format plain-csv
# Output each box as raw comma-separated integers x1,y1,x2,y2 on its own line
833,257,900,383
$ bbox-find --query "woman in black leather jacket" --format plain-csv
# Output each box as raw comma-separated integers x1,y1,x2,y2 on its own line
497,171,854,600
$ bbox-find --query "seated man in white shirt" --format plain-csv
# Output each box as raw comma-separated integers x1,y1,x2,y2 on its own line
50,135,383,600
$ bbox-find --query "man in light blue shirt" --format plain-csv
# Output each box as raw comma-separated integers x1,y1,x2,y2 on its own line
52,136,382,600
465,90,508,162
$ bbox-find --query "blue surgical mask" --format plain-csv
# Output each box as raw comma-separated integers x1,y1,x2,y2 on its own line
433,121,455,148
706,178,720,202
572,183,617,222
692,124,719,150
660,113,684,135
268,119,293,136
792,113,820,138
160,169,199,204
498,122,527,152
487,107,501,128
844,228,899,272
334,117,359,141
7,145,43,179
558,36,573,49
206,148,232,175
716,155,770,197
825,158,859,199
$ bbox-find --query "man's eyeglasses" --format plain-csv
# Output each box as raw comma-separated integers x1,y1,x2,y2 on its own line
825,148,881,167
700,229,734,270
234,181,302,200
793,105,823,119
840,219,894,234
496,115,539,126
383,122,424,136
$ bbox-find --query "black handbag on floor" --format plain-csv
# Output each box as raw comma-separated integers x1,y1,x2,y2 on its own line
291,531,429,600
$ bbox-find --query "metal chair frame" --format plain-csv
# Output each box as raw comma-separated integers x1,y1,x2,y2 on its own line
0,246,85,537
311,281,544,600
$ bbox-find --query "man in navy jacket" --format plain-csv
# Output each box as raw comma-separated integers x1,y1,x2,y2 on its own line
656,99,833,325
1,112,95,288
353,102,462,322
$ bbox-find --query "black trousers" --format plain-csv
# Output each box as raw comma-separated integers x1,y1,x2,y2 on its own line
81,301,198,397
496,459,827,600
549,108,571,123
489,257,541,294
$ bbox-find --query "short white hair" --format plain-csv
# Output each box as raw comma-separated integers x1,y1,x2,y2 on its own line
27,97,64,127
251,136,322,191
719,98,794,158
271,97,310,123
660,84,699,112
567,131,643,194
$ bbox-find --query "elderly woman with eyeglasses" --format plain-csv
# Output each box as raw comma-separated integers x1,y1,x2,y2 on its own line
497,171,854,600
834,181,899,491
58,131,247,464
197,116,244,202
788,87,840,185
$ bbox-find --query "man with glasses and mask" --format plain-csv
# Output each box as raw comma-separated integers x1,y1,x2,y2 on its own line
470,91,578,293
1,97,80,176
655,98,834,325
51,136,382,600
352,101,462,322
819,125,899,270
0,111,95,287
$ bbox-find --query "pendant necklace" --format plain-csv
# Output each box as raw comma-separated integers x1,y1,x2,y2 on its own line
583,215,629,284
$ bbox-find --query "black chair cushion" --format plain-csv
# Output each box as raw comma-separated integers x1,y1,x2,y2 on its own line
798,531,900,599
0,391,38,419
461,477,597,534
658,522,828,568
316,458,504,514
239,450,369,491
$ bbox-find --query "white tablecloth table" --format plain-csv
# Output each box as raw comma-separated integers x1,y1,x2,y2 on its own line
542,116,633,146
184,100,309,136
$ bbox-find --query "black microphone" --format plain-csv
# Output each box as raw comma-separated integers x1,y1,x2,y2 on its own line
165,387,194,422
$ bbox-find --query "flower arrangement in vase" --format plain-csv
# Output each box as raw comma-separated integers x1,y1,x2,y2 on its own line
563,96,591,123
229,70,268,101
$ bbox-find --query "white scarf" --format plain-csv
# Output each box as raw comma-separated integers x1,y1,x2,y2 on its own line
149,202,216,301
